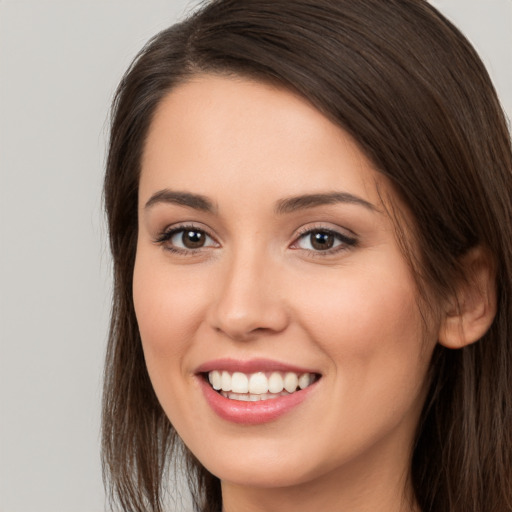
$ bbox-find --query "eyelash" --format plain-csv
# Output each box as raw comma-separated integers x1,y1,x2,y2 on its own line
153,224,358,256
153,224,218,256
291,225,358,256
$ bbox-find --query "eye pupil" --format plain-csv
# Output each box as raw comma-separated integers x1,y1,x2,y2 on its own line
183,230,205,248
311,231,334,250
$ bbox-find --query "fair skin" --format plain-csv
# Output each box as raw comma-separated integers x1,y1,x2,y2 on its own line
133,74,445,512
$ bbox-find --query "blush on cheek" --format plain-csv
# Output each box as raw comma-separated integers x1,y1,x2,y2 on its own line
135,297,191,360
133,263,208,361
298,270,423,360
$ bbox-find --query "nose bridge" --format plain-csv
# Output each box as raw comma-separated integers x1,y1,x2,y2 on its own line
209,242,288,340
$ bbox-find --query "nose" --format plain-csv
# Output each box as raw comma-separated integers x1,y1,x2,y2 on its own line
207,250,289,341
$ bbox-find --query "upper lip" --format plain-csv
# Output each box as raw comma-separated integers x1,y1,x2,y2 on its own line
195,358,320,375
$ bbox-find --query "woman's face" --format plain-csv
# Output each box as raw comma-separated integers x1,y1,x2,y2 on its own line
134,75,440,493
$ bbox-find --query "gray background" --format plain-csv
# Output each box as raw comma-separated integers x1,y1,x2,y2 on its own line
0,1,510,511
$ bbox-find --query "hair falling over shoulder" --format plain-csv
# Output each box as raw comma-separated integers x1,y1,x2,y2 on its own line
102,1,512,511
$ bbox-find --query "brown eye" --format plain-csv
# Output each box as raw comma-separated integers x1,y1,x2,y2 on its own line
180,230,206,248
310,231,335,250
293,228,357,253
159,227,218,252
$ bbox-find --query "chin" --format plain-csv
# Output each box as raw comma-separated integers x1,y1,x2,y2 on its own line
208,459,321,489
184,433,337,490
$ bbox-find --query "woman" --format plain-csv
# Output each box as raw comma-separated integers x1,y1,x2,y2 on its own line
102,1,512,511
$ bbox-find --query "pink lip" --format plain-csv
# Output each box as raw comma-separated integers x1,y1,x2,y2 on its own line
195,358,320,425
195,357,319,375
198,378,317,425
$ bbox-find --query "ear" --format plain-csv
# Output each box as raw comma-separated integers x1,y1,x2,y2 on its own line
438,246,497,349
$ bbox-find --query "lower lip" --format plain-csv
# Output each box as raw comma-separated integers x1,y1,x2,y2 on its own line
198,376,317,425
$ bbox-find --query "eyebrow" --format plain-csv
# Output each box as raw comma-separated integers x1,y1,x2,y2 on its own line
144,189,376,215
144,189,216,212
274,192,377,214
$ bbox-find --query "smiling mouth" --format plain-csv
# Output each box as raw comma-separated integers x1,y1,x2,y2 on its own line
205,370,320,401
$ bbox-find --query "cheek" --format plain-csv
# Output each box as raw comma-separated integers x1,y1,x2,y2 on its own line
132,249,207,364
297,266,420,342
132,250,214,431
293,261,433,401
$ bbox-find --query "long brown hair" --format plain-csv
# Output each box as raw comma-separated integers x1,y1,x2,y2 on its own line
102,1,512,511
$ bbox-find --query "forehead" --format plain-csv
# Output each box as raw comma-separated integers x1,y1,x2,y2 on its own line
140,74,391,212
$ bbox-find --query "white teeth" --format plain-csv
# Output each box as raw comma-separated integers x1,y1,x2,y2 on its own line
207,369,317,400
209,370,222,390
230,393,250,401
231,372,249,393
221,391,290,401
284,372,299,393
268,372,284,393
221,371,231,392
298,373,311,390
249,372,269,394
